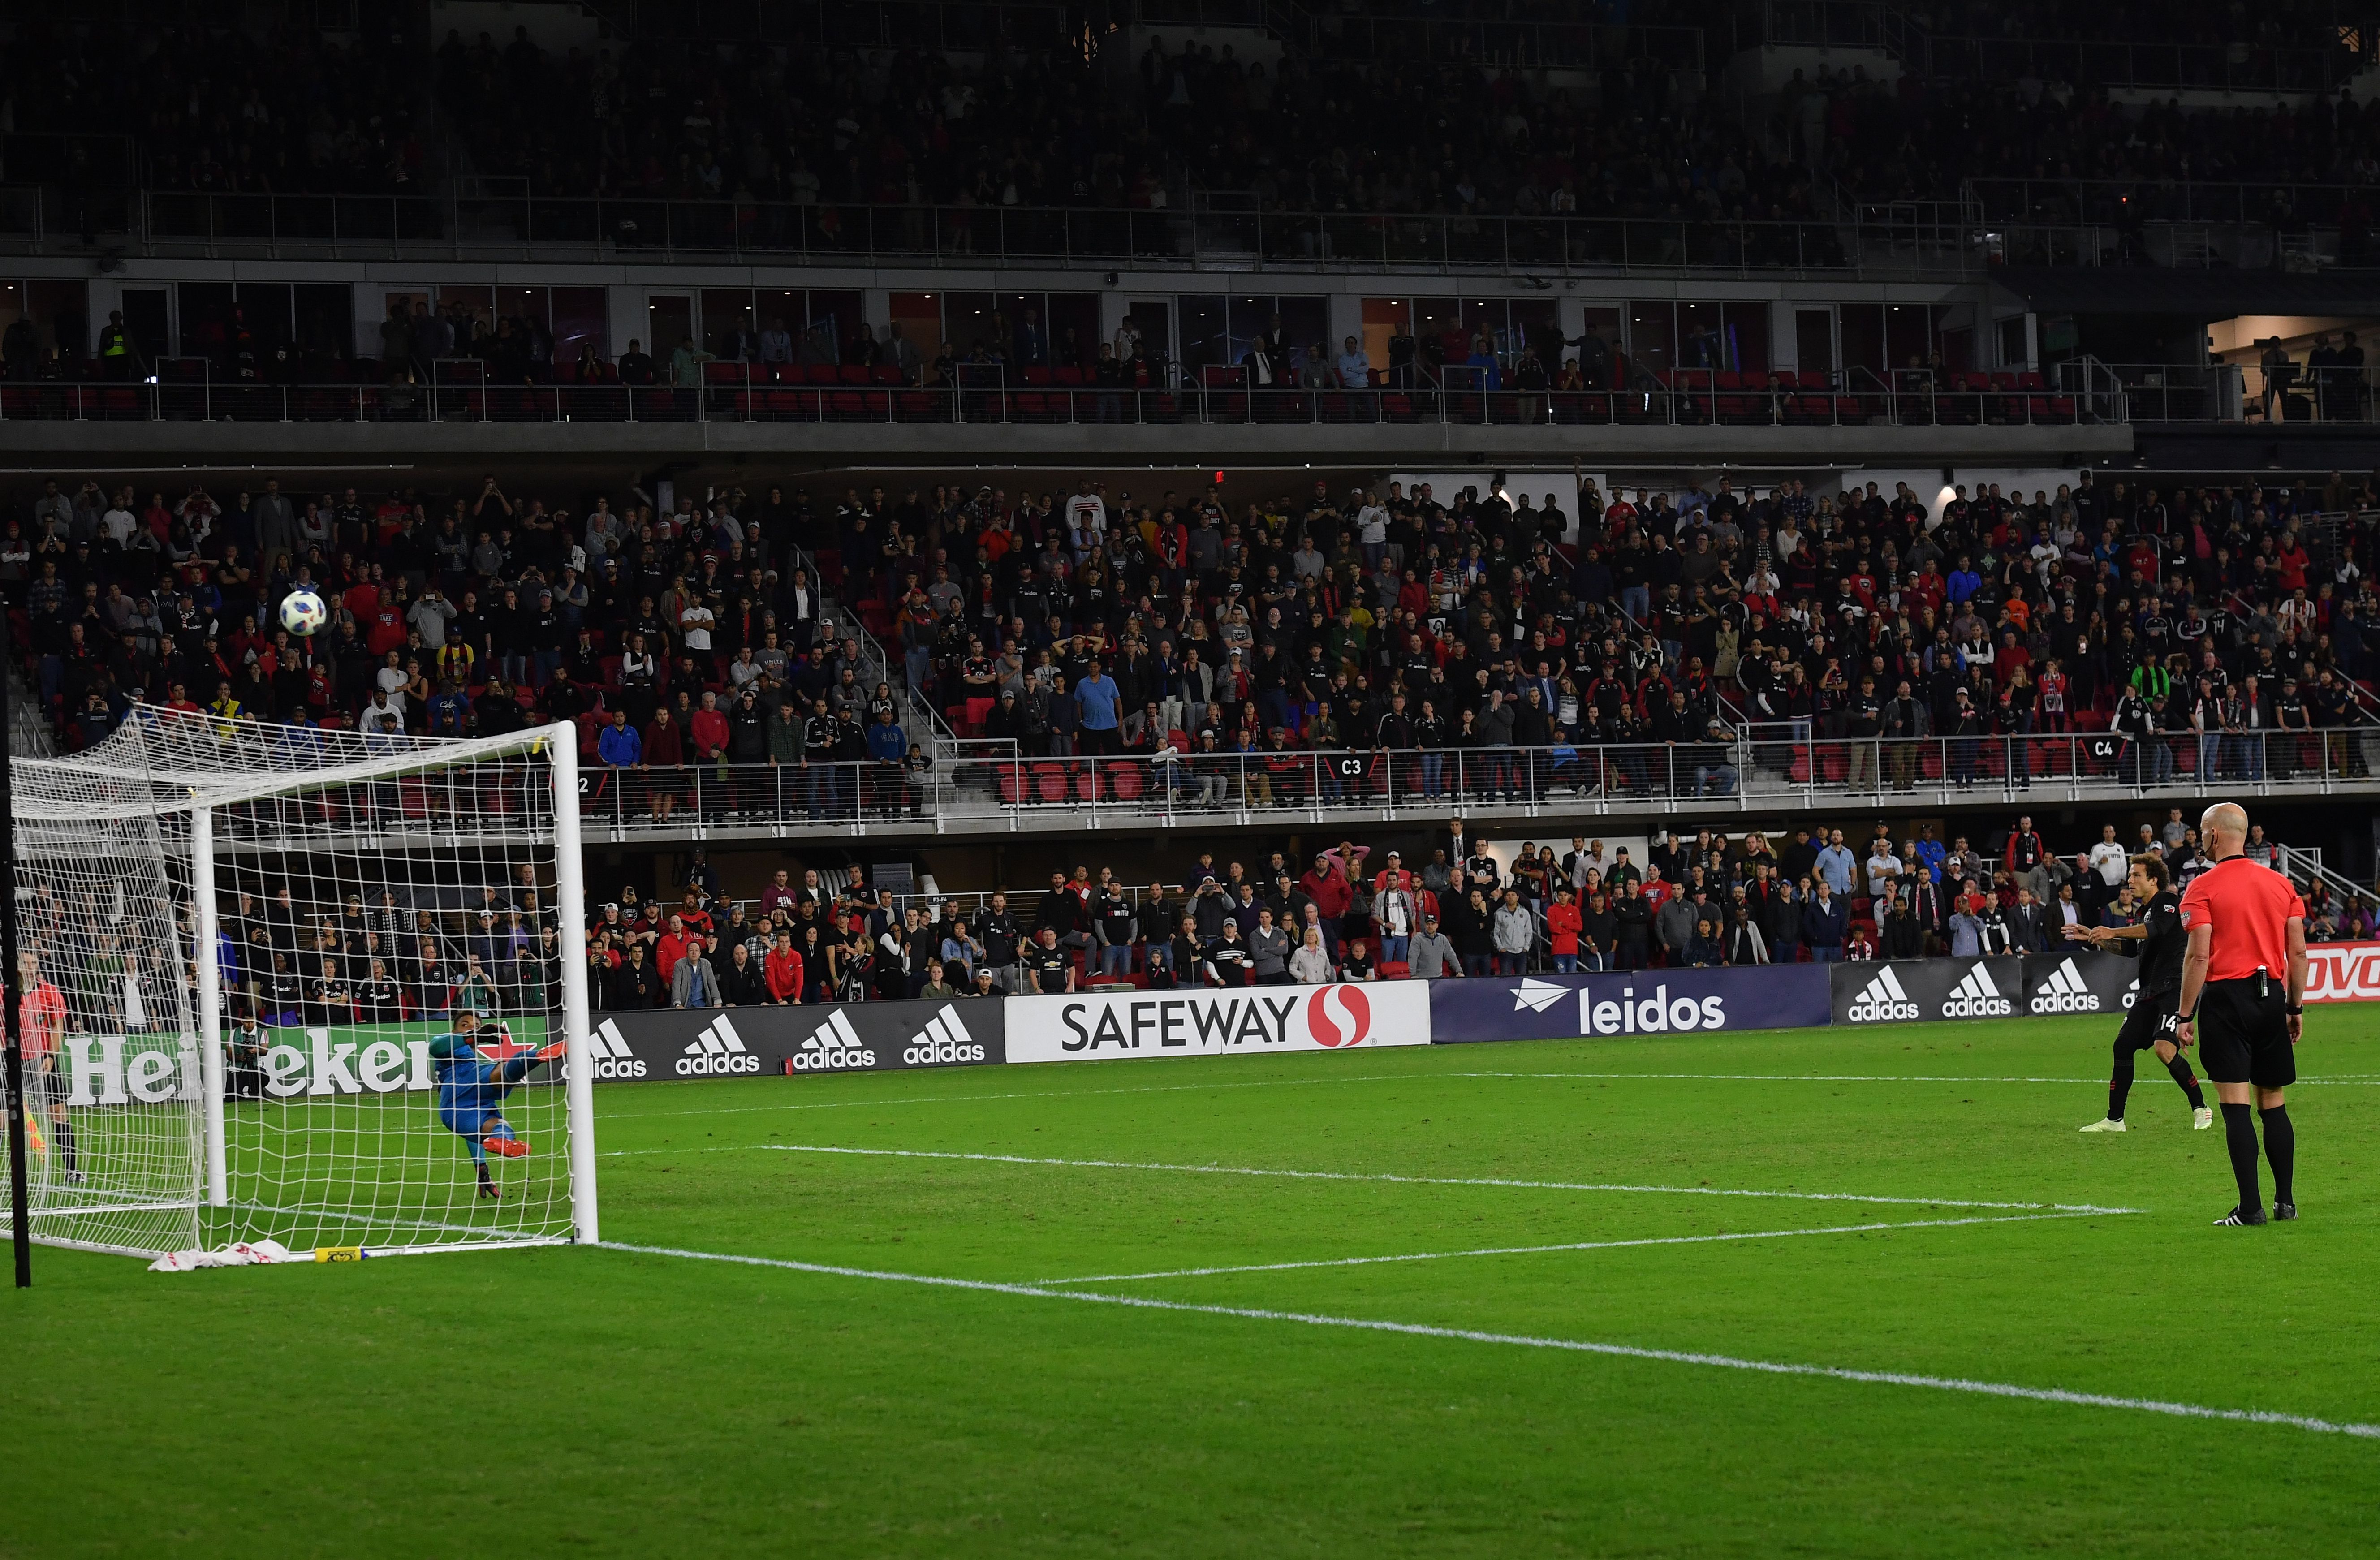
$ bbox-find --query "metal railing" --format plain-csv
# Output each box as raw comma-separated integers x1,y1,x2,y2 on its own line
0,362,2117,430
563,728,2380,838
0,186,1970,276
1970,179,2376,228
2074,361,2380,425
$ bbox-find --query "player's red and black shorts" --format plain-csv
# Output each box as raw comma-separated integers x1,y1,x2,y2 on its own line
2196,974,2294,1089
2118,991,2179,1052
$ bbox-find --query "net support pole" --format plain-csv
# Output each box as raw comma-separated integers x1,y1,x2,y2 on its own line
192,806,227,1210
547,723,599,1245
1,664,30,1287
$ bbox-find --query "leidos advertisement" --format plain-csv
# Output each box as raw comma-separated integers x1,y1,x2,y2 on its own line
1430,967,1831,1043
1004,982,1431,1064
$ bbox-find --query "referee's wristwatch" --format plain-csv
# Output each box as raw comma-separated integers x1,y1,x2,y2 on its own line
2285,1004,2304,1016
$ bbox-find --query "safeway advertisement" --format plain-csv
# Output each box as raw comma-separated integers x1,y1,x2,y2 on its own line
1002,982,1431,1064
2305,941,2380,1002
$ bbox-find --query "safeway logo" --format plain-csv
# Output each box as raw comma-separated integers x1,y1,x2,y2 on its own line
680,1014,762,1076
1306,985,1371,1047
2031,959,2101,1014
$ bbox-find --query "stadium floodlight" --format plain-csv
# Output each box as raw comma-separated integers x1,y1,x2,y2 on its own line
1,707,595,1265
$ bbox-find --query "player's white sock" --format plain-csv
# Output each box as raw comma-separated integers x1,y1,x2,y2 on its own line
2079,1118,2127,1133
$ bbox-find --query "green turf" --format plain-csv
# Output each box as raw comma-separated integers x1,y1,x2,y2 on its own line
9,1009,2380,1557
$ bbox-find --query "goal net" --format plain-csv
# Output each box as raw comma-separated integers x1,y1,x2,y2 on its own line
4,708,595,1260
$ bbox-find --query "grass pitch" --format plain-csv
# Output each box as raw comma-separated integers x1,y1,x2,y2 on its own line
9,1009,2380,1557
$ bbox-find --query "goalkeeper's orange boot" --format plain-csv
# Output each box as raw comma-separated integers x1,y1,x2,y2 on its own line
478,1181,501,1199
483,1136,530,1159
535,1038,569,1064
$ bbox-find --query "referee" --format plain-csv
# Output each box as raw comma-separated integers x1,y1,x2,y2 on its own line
2175,803,2308,1226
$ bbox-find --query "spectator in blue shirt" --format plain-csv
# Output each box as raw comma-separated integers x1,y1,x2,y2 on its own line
1946,556,1982,603
596,708,641,766
866,707,907,763
1812,829,1856,896
1074,659,1122,754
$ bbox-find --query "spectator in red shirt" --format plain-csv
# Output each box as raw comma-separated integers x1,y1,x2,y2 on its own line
764,930,804,1004
1546,884,1584,973
689,690,731,761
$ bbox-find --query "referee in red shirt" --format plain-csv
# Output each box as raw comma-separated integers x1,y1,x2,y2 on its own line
2175,803,2307,1226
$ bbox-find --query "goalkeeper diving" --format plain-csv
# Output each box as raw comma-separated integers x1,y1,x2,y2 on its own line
429,1009,569,1198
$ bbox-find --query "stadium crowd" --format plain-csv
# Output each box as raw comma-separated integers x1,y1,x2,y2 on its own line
6,465,2377,790
567,811,2376,1012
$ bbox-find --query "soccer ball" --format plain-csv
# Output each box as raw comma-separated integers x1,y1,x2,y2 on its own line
279,588,328,637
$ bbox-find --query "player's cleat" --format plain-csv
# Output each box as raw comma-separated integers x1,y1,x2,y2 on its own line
535,1039,569,1064
478,1181,501,1199
2212,1205,2269,1226
2079,1118,2127,1133
2272,1201,2298,1221
483,1136,530,1159
2193,1106,2214,1131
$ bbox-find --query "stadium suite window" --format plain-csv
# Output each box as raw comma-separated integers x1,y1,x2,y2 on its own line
0,279,90,357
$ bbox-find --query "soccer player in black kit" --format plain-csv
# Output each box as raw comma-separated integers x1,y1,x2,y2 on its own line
2068,855,2212,1133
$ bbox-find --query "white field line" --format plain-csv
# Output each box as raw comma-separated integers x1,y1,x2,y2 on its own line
1037,1210,2119,1285
739,1142,2142,1214
595,1240,2380,1440
597,1072,1422,1122
600,1069,2380,1126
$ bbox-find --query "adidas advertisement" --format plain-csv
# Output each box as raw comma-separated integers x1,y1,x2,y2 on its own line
1829,959,2027,1025
586,999,1005,1080
1429,967,1830,1044
2018,952,2143,1016
1003,982,1431,1065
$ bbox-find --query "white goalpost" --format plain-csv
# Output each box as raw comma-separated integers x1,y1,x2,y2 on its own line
2,708,595,1261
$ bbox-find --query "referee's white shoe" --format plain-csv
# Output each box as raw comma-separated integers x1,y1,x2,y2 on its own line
2079,1118,2127,1133
2193,1106,2214,1130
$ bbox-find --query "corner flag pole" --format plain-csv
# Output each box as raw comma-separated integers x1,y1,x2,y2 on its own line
0,661,30,1287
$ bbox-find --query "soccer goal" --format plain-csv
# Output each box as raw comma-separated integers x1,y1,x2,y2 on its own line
4,709,596,1261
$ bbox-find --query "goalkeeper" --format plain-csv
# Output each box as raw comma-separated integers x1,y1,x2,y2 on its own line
429,1009,567,1199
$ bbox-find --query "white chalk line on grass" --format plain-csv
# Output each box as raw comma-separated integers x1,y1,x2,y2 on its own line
596,1071,1421,1123
736,1142,2143,1215
1036,1209,2120,1285
600,1069,2380,1126
595,1239,2380,1441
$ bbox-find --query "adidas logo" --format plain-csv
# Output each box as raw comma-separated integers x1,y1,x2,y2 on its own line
1944,964,2013,1018
1845,966,1921,1022
677,1013,762,1076
584,1019,648,1080
2121,973,2139,1012
789,1009,877,1073
901,1005,986,1067
2030,958,2101,1014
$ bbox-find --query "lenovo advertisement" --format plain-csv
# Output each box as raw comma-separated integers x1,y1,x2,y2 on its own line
1428,967,1832,1044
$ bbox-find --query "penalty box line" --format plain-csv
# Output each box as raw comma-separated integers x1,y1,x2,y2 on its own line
1037,1209,2124,1285
738,1143,2144,1215
596,1240,2380,1442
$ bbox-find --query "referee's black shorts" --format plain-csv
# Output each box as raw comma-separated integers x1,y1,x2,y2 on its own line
2196,974,2295,1089
2117,991,2179,1051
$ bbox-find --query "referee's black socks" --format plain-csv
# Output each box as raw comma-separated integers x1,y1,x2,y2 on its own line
2221,1103,2262,1211
2260,1105,2295,1206
56,1119,78,1176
